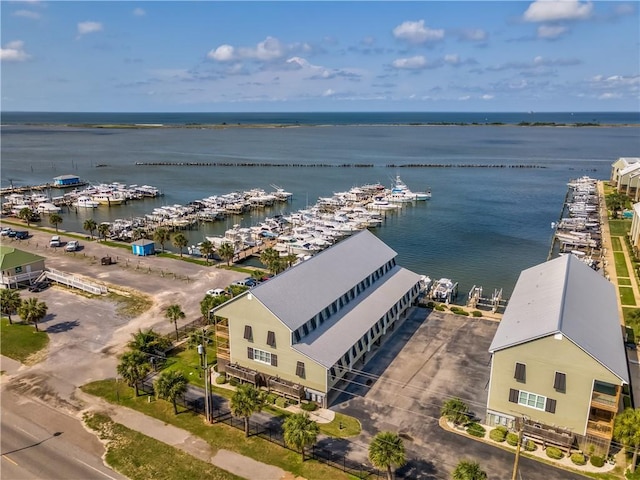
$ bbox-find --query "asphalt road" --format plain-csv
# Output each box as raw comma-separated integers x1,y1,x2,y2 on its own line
1,390,127,480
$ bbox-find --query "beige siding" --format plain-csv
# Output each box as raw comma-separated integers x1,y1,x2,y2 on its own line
488,335,623,434
216,295,327,394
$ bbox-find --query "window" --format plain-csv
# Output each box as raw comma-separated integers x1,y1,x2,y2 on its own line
554,372,566,392
514,363,526,383
247,347,254,359
266,331,276,348
270,354,278,367
296,361,306,378
518,390,546,411
243,325,253,341
252,348,271,365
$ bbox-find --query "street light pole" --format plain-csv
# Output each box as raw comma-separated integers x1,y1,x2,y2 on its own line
198,342,210,422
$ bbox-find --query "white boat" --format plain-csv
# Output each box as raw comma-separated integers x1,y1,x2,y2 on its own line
388,175,431,201
37,202,62,213
74,196,100,208
92,191,126,205
430,278,459,304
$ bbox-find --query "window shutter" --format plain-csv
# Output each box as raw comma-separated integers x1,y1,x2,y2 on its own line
267,331,276,348
271,354,278,367
243,325,252,340
508,388,519,403
296,361,305,378
545,398,557,413
514,363,526,382
554,372,566,392
247,347,254,360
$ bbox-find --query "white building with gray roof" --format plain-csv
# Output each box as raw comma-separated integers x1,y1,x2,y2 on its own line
213,229,423,407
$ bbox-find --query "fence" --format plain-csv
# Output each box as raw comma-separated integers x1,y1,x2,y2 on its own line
136,377,383,479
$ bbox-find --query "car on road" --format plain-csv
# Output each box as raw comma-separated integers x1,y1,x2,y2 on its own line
206,288,228,297
7,230,17,238
65,240,80,252
50,235,61,247
1,227,12,236
232,278,257,288
15,231,29,239
28,279,51,292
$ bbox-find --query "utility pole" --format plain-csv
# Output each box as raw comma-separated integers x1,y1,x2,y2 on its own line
198,340,210,423
512,418,524,480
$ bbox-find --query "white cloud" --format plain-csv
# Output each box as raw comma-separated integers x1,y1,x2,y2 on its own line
250,37,284,61
392,55,428,70
459,29,487,42
598,92,622,100
458,95,471,101
523,0,593,22
393,20,444,44
537,24,568,38
444,54,460,65
133,8,146,16
322,89,336,97
208,44,235,62
13,9,41,20
77,21,103,37
481,94,495,100
1,40,31,62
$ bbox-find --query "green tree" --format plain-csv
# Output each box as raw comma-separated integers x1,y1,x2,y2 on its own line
284,253,298,269
128,328,171,355
452,460,487,480
97,223,110,242
441,398,469,426
17,297,48,332
165,304,185,342
153,228,170,253
0,289,22,324
606,191,627,219
172,233,188,257
283,412,319,461
230,383,265,437
614,407,640,473
131,228,145,241
260,247,283,274
199,240,214,265
49,213,63,232
116,350,151,397
218,242,235,266
250,270,265,282
18,207,33,226
368,431,406,480
154,371,188,415
83,218,97,239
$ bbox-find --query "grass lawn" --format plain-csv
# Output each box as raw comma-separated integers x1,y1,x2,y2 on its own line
618,278,632,286
107,291,153,318
318,412,361,438
0,317,49,363
82,380,350,480
162,345,216,389
618,287,636,306
614,252,630,277
623,308,640,343
610,237,623,251
84,412,243,480
609,219,631,237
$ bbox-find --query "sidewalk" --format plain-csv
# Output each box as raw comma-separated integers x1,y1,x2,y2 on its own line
77,389,299,480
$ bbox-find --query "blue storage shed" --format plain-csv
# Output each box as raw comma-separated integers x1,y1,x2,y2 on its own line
131,239,155,256
53,175,81,187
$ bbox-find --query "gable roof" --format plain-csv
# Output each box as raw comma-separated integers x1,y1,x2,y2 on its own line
489,255,629,383
0,246,45,270
250,230,398,331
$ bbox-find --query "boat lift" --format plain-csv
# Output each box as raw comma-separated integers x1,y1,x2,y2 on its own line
467,285,507,313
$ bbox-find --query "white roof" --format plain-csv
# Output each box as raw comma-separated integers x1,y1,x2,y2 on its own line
490,255,629,383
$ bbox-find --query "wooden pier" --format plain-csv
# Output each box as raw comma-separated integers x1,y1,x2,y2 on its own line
1,182,87,196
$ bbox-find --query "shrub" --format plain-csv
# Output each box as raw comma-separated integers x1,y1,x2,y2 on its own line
215,374,227,384
466,422,486,438
506,432,519,446
228,377,239,387
571,453,586,466
546,446,564,460
471,310,483,317
435,304,445,311
275,397,288,408
426,301,435,309
489,428,507,442
590,455,605,467
301,401,318,412
524,439,537,452
265,393,278,405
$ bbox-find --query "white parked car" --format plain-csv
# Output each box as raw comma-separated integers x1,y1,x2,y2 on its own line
65,240,79,252
206,288,227,297
49,235,61,247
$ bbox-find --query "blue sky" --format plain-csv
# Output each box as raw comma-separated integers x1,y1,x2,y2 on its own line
1,1,638,112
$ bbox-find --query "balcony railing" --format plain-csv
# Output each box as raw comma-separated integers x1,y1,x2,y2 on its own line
591,390,619,410
587,420,613,438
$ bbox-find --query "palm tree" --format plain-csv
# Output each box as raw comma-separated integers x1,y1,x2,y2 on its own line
18,207,33,226
128,328,171,355
441,398,470,426
165,304,185,341
154,371,188,414
49,213,63,232
200,295,217,323
17,297,48,332
172,233,188,257
452,460,487,480
131,228,145,241
283,412,319,461
614,407,640,473
283,253,298,269
199,240,214,265
153,228,170,253
218,242,235,266
83,218,97,239
97,223,110,242
230,383,265,437
116,350,151,397
368,431,406,480
1,289,22,324
260,247,281,274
